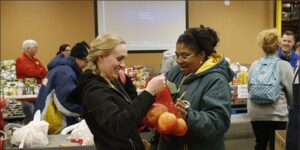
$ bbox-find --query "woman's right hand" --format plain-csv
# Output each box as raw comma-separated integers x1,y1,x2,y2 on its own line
145,75,166,96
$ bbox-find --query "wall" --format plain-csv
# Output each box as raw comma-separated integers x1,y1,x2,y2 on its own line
1,1,274,73
126,52,163,74
0,1,95,66
189,1,274,65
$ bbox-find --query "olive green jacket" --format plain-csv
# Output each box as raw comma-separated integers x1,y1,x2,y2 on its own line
158,56,234,150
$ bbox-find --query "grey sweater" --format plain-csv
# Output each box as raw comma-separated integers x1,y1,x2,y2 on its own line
247,59,294,121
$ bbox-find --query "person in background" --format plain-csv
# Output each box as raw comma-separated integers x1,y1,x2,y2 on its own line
47,44,71,70
79,40,90,50
16,39,47,124
295,41,300,66
278,31,299,70
247,29,293,150
0,95,8,131
158,25,233,150
67,34,166,150
34,42,89,134
57,43,71,56
286,65,300,150
295,41,300,55
160,49,177,74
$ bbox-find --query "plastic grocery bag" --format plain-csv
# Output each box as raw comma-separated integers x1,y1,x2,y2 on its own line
61,119,94,145
10,110,49,148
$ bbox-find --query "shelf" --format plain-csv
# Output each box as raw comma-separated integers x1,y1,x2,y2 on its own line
232,103,247,108
6,95,37,99
282,20,299,23
4,115,25,120
280,0,300,41
231,107,247,114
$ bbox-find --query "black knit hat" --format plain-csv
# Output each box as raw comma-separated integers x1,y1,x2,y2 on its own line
70,42,89,60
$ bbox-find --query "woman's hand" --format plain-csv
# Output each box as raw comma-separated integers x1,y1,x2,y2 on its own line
175,99,188,120
145,75,166,96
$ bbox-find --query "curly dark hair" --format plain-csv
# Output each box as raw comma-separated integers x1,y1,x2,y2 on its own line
176,25,219,60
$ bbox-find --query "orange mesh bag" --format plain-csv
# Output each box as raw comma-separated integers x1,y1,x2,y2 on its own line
141,77,188,137
141,77,178,130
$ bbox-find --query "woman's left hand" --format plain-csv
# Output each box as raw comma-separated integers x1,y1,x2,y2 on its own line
175,99,188,119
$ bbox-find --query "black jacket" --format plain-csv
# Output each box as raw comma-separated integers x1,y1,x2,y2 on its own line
67,70,155,150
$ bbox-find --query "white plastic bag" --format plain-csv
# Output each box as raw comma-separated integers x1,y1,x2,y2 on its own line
61,119,94,145
160,49,177,74
10,110,49,148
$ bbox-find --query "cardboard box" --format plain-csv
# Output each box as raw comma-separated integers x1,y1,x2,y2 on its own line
275,130,286,150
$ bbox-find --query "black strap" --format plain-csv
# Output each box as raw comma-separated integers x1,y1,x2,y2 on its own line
293,67,300,84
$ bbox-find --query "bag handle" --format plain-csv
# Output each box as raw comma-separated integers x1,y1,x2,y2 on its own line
293,67,300,84
0,131,5,140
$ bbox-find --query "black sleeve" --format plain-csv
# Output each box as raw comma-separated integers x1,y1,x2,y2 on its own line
123,75,138,100
85,88,155,137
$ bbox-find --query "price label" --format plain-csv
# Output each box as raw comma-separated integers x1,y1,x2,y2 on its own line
237,84,248,99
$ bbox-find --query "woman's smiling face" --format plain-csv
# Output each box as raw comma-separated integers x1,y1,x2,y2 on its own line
175,43,204,75
98,44,128,81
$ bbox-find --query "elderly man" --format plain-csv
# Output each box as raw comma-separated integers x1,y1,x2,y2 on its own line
16,39,47,124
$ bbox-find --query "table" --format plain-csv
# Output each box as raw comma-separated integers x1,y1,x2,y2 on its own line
6,95,37,100
6,95,37,103
5,134,96,150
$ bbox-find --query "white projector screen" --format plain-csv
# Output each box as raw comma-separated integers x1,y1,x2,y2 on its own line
96,1,187,51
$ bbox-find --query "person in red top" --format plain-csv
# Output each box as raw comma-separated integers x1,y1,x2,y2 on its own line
0,95,7,149
16,39,47,124
16,39,47,84
0,95,7,131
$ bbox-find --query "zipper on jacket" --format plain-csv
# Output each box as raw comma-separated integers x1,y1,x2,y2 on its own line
128,138,136,150
108,80,132,104
183,144,188,150
174,73,191,100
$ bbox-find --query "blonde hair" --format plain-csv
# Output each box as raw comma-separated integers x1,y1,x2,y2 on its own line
257,29,281,55
84,34,125,74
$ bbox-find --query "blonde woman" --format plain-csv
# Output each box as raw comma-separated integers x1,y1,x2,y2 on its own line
67,34,166,150
247,29,293,150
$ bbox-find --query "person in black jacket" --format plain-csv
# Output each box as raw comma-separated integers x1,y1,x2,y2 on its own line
67,34,166,150
286,66,300,150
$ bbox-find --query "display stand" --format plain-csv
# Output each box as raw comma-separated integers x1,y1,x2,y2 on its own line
231,84,248,114
6,95,37,100
3,95,37,121
282,0,300,40
4,134,96,150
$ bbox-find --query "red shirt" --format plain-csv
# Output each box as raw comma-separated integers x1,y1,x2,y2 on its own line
16,52,47,84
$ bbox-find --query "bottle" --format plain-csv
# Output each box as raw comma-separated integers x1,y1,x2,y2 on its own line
17,80,25,95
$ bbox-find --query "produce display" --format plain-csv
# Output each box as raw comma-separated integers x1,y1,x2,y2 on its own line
1,60,40,96
125,65,153,90
2,98,24,118
1,60,24,118
1,60,40,119
229,62,249,105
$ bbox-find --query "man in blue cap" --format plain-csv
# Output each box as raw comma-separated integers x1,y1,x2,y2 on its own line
34,41,89,134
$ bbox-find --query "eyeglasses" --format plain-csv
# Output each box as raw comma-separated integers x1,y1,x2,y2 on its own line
175,53,195,60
